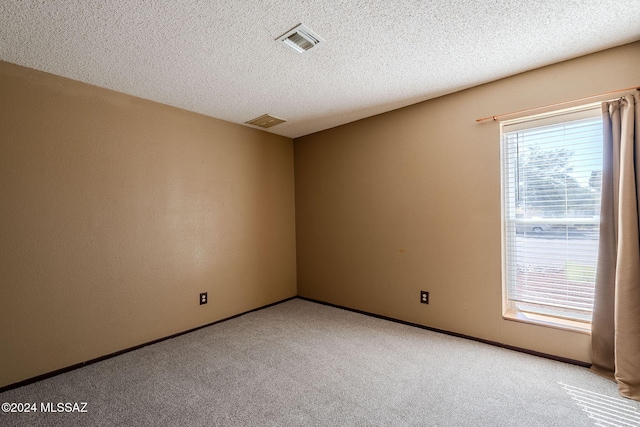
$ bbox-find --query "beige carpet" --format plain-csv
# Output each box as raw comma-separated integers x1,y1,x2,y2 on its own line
1,298,639,426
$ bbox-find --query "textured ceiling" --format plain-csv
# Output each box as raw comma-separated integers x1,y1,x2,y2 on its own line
1,1,640,138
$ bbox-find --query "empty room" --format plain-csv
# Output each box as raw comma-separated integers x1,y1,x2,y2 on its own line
1,1,640,426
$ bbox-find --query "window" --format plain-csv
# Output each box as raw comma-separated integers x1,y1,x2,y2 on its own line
501,105,603,332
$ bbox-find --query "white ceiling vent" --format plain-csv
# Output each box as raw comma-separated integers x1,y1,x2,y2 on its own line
277,24,324,53
245,114,286,128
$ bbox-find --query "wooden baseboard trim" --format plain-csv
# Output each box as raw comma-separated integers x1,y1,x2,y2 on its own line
1,295,590,394
297,296,591,368
0,296,297,393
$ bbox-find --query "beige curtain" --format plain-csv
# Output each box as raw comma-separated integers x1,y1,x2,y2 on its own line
591,92,640,401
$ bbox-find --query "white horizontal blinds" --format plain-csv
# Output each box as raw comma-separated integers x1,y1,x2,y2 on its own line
502,106,602,322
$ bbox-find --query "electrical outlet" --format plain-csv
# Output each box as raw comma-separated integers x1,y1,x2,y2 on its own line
420,291,429,304
200,292,208,305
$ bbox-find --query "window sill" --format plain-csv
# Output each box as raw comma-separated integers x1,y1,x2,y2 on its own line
503,309,591,335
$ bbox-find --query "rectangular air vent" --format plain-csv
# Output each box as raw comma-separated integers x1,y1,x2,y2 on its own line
245,114,286,128
277,24,324,53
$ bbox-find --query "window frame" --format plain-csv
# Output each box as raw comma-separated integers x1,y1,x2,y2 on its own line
500,103,603,334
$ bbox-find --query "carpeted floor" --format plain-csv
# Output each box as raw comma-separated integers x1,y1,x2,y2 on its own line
1,298,639,426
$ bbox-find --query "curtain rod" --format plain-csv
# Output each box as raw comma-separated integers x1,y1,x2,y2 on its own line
475,86,640,123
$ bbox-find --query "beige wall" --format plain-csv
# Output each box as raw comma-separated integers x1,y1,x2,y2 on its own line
2,42,638,389
0,62,297,387
294,41,640,363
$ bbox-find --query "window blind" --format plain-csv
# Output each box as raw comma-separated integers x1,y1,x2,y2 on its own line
502,106,603,322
